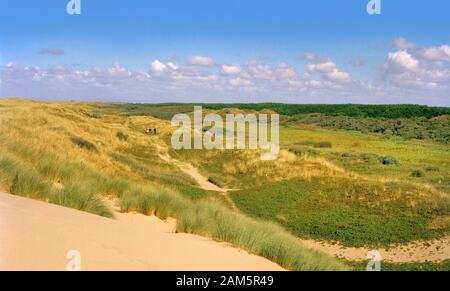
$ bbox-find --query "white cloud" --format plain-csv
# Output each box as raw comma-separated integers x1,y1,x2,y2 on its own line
421,45,450,62
151,60,168,74
393,37,416,50
229,77,252,87
197,74,218,82
308,60,350,82
386,50,419,72
244,61,273,80
308,61,336,73
2,44,449,105
327,70,350,82
382,47,450,89
302,52,317,61
275,63,297,79
221,64,241,75
167,62,179,70
188,55,214,66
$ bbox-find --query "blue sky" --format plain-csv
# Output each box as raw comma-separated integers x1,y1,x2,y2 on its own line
1,0,449,105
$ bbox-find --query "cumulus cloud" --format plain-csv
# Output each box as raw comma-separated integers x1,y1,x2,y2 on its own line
151,60,168,74
3,42,449,105
39,48,65,56
188,55,214,66
386,50,419,72
393,37,416,50
221,64,241,75
302,52,317,61
382,42,450,89
229,77,252,87
307,60,350,82
420,45,450,62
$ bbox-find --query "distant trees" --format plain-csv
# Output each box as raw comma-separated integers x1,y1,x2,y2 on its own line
202,104,450,119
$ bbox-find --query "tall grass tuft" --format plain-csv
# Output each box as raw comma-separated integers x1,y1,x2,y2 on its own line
49,184,114,218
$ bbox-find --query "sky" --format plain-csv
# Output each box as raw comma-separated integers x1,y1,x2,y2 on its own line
0,0,449,105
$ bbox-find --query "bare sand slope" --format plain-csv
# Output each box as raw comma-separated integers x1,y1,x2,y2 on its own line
0,192,283,271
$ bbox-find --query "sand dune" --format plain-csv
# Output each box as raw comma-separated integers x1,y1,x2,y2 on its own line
0,192,283,271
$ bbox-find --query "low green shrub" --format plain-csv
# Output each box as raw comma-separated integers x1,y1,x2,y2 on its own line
116,131,129,141
379,156,399,165
425,166,440,172
296,141,332,148
410,169,425,178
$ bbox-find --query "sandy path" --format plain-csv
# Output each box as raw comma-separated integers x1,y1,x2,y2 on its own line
0,192,283,271
158,152,239,209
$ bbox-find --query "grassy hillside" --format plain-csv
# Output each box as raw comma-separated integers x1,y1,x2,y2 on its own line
0,98,348,271
1,98,448,270
163,109,450,248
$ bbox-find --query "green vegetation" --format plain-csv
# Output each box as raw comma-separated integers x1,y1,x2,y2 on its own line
286,114,450,143
296,140,332,148
0,98,349,271
411,169,425,178
1,99,449,270
172,121,450,248
116,131,129,141
230,178,449,247
202,103,450,119
379,156,400,165
0,153,114,217
71,137,98,152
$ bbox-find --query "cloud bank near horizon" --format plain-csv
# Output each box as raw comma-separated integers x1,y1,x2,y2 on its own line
1,38,450,106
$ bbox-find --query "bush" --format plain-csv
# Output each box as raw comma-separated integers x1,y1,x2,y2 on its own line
297,141,332,148
359,153,379,163
288,146,318,156
116,131,129,141
379,156,399,165
340,152,355,158
314,141,332,148
71,137,98,152
424,166,440,172
411,169,425,178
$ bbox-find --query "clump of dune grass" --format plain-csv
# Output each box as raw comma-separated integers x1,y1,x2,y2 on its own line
0,152,114,218
119,185,349,271
49,184,114,218
71,137,98,152
116,131,129,141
